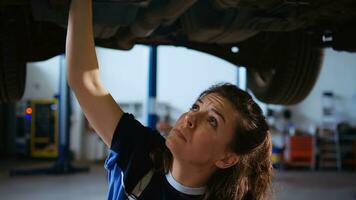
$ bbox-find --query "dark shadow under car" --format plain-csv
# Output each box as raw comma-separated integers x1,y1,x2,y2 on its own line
1,0,356,104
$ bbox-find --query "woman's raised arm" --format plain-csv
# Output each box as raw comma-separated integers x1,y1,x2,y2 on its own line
65,0,123,147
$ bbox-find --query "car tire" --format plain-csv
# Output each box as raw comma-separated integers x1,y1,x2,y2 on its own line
246,31,323,105
0,52,26,103
0,8,27,103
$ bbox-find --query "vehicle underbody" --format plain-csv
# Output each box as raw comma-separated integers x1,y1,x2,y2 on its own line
1,0,356,104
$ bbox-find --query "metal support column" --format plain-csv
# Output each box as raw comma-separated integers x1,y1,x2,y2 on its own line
147,45,158,128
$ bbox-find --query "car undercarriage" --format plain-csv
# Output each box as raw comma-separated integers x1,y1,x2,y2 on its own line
1,0,356,104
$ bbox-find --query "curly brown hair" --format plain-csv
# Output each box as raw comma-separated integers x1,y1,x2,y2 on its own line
153,83,273,200
198,83,272,200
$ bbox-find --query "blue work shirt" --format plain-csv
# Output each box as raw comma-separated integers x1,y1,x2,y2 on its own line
105,150,126,200
104,113,204,200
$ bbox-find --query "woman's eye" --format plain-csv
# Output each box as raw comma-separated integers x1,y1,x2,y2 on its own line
208,116,218,128
190,104,199,112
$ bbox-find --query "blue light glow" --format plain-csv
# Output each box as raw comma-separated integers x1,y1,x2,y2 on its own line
25,114,32,121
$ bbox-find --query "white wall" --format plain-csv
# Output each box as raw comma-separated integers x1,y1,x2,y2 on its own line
156,46,237,112
289,48,356,130
22,56,60,100
96,46,150,103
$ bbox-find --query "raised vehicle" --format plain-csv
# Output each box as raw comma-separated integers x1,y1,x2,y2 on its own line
1,0,355,104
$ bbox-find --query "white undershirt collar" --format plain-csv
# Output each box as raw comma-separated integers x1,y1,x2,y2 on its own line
165,171,206,195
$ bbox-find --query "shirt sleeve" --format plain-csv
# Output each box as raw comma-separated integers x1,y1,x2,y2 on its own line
109,113,165,193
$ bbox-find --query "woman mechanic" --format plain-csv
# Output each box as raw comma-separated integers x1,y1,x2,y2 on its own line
66,0,273,199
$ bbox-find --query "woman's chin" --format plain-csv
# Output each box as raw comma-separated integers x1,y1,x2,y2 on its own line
165,136,180,156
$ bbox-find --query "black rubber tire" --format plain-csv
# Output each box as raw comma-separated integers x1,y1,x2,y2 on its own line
246,31,324,105
0,52,26,103
0,8,27,103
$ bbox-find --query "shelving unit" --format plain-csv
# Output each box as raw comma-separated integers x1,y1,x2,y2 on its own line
317,91,342,170
338,123,356,170
317,127,342,170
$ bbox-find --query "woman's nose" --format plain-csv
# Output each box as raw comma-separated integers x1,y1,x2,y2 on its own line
184,112,196,129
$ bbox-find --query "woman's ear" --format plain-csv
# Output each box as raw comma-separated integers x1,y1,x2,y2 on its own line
215,152,239,169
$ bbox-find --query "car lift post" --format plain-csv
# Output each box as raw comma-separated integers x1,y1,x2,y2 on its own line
147,45,158,128
9,54,89,176
237,67,247,91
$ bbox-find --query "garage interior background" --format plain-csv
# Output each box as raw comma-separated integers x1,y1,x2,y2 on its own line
17,45,356,160
0,45,356,199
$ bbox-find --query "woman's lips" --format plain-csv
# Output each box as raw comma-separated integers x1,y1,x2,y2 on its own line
172,128,187,142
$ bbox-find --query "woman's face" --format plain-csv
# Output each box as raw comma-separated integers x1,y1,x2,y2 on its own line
166,93,239,169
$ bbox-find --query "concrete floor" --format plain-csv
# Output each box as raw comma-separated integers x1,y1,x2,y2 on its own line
273,170,356,200
0,161,107,200
1,161,356,200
